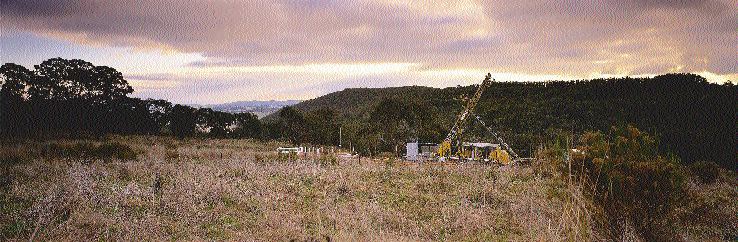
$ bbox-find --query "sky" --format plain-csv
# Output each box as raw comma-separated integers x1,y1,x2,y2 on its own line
1,0,736,104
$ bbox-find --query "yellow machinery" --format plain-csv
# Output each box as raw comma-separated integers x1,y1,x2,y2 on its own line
437,74,492,159
456,142,511,164
489,147,512,165
474,115,519,164
436,73,518,164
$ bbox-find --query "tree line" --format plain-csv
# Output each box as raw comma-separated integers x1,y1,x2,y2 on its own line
0,58,350,144
2,58,735,170
0,58,265,139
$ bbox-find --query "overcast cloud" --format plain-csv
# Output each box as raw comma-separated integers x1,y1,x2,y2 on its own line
1,0,735,103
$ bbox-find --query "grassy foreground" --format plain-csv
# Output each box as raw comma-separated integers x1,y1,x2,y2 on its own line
1,136,735,241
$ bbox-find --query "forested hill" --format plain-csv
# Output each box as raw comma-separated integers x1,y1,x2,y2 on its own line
287,86,441,118
285,73,737,169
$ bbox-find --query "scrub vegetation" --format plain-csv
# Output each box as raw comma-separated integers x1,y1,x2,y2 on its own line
1,135,735,241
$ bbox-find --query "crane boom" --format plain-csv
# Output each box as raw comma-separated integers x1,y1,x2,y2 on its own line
437,73,492,157
474,115,520,160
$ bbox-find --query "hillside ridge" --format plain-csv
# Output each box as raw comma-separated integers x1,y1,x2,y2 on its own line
273,73,737,169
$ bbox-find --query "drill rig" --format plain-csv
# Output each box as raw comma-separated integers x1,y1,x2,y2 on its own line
436,73,517,163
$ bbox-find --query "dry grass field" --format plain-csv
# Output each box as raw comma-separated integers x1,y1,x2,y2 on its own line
1,136,736,241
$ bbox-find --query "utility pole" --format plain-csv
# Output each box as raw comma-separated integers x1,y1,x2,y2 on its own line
339,126,342,148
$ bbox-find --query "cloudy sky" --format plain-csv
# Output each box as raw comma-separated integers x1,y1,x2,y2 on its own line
1,0,736,104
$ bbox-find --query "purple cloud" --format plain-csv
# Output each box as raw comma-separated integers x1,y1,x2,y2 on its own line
1,0,736,76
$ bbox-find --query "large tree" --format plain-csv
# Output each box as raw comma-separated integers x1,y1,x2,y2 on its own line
233,112,261,139
369,98,416,155
169,104,199,139
1,58,136,136
305,108,339,145
31,58,133,102
0,63,34,101
278,106,306,144
0,63,36,135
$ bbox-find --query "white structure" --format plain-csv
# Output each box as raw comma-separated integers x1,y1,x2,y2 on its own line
406,143,419,161
405,142,440,161
277,147,304,154
460,142,500,160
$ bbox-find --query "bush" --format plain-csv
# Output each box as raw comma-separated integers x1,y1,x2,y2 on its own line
574,156,687,240
689,161,720,184
165,150,180,161
565,125,687,240
0,154,28,195
42,141,138,161
276,152,298,162
317,154,338,166
0,155,28,166
95,142,137,160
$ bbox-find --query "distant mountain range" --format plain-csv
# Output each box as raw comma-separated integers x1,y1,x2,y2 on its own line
191,100,302,118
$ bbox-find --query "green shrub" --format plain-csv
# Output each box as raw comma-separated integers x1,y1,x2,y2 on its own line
0,196,33,238
71,142,97,157
42,142,95,158
276,152,297,162
254,153,265,164
566,125,687,240
689,161,720,184
95,142,137,160
0,151,31,196
0,155,28,166
165,150,180,161
317,154,338,166
41,141,138,161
